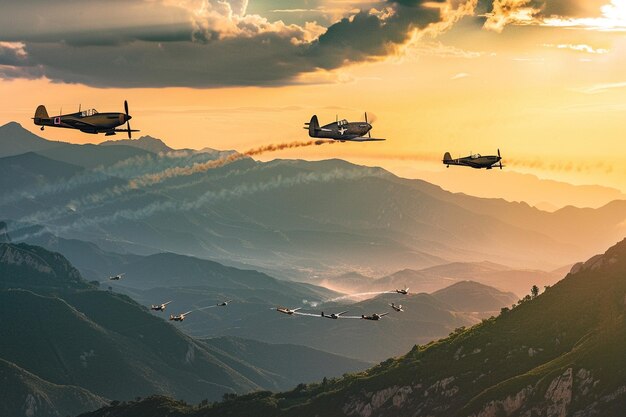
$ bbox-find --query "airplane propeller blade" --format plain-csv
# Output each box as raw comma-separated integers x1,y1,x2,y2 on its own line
124,100,132,139
498,148,502,169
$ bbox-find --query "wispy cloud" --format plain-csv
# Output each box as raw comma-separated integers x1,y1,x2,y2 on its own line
451,72,470,80
542,43,609,54
576,81,626,94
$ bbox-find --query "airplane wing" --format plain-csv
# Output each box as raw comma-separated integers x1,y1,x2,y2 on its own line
347,137,386,142
293,308,302,312
163,301,173,305
113,128,140,132
337,311,349,316
183,311,192,316
379,312,389,317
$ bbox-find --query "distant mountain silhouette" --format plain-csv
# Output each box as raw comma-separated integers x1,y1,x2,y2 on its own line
0,242,370,416
0,358,107,417
0,122,67,157
100,135,174,154
419,168,626,210
0,122,624,277
82,237,626,417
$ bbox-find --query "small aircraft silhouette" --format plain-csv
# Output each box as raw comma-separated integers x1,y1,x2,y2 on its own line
109,273,125,281
389,303,404,312
395,287,409,295
321,311,349,319
276,307,301,315
217,300,233,307
443,149,503,170
361,312,389,321
33,100,139,138
151,301,172,312
305,113,385,142
169,311,192,322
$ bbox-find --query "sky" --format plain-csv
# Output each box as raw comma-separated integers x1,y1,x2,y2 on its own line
1,0,625,200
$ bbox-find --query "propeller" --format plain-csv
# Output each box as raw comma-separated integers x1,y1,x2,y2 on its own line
124,100,132,139
364,111,377,138
498,148,503,170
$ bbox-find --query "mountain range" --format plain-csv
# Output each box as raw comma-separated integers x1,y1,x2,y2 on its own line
79,237,626,417
1,122,625,282
0,239,369,416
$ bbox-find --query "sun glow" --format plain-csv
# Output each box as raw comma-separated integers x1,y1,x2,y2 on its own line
543,0,626,31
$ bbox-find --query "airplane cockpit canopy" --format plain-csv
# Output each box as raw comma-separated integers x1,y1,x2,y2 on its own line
80,109,98,117
470,153,482,159
337,119,348,126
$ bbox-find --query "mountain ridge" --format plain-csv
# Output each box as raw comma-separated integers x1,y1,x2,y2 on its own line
79,237,626,416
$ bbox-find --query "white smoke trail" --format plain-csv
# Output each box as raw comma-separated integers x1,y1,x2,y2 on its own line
12,140,335,226
40,167,384,234
0,150,220,207
321,291,396,304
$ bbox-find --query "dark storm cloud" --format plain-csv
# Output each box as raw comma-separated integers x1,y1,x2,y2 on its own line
0,0,465,87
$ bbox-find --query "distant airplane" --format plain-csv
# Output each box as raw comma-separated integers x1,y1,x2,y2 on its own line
443,149,503,170
305,113,385,142
109,273,125,281
217,300,233,307
169,311,192,322
321,311,349,319
33,100,139,138
361,312,389,321
395,286,409,295
389,303,404,312
276,307,301,315
151,301,172,312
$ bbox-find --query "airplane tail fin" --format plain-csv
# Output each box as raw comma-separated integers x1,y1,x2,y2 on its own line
443,152,452,162
33,105,49,124
305,115,320,137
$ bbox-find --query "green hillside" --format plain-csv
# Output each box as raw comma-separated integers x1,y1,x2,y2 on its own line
0,241,371,416
80,238,626,416
0,358,107,417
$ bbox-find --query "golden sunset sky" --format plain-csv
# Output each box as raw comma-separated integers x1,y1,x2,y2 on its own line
1,0,625,199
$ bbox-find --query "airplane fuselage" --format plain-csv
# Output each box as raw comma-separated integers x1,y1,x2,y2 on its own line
443,155,502,169
313,121,372,140
34,112,130,134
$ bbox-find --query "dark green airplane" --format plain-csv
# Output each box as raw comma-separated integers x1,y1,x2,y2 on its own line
33,100,138,138
305,113,385,142
443,149,503,170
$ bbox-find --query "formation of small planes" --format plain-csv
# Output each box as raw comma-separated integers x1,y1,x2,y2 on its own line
32,101,507,171
110,272,409,324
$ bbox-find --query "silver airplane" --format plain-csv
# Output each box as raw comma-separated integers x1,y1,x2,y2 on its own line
217,300,233,307
276,307,301,315
395,286,409,295
321,311,349,319
361,312,389,321
151,301,172,312
109,273,125,281
389,303,404,312
169,311,192,322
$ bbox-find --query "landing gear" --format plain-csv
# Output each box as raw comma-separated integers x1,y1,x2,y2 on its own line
40,126,44,131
